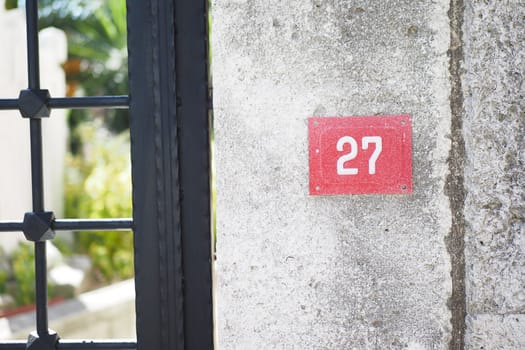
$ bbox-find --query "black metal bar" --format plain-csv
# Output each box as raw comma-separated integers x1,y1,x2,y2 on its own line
175,0,215,348
34,241,48,336
54,219,133,231
25,0,50,337
0,340,136,350
0,96,129,111
0,342,23,350
127,1,185,348
29,119,45,212
58,341,137,350
0,222,23,232
26,0,40,90
49,96,129,109
0,342,25,350
0,99,19,109
0,219,133,232
128,0,214,349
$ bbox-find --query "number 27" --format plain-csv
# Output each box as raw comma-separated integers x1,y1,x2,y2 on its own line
336,136,382,175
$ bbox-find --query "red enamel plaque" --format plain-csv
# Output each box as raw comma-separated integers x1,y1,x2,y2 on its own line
308,115,413,195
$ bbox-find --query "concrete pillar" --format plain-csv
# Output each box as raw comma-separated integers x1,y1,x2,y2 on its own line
213,0,524,348
214,1,453,348
462,1,525,348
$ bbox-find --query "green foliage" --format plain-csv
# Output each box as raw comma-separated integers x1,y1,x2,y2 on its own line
65,121,133,283
0,271,7,295
0,248,8,295
51,237,73,257
64,0,128,98
0,0,132,307
9,244,56,307
39,0,129,153
38,0,132,285
10,244,35,306
4,0,17,10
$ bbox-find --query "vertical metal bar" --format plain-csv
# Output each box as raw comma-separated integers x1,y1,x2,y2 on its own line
29,121,45,211
128,0,204,348
175,0,214,348
34,242,48,335
25,0,49,337
128,0,214,347
26,0,40,89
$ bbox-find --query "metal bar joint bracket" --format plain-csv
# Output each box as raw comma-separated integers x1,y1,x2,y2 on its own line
22,212,56,242
26,330,59,350
18,89,51,118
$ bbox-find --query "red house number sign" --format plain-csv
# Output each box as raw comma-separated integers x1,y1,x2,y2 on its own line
308,115,413,195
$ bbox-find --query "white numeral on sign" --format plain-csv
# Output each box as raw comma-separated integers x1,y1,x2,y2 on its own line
362,136,382,174
336,136,359,175
336,136,383,175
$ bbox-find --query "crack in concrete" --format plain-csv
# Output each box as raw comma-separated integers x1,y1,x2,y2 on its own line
445,0,466,349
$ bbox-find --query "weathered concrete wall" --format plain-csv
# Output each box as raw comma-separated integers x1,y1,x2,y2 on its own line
214,0,525,349
214,0,454,348
462,0,525,348
0,5,68,252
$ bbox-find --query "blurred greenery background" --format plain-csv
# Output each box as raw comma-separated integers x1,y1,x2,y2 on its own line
2,0,214,310
2,0,132,309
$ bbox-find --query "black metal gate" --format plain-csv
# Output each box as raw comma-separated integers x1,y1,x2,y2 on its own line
0,1,214,349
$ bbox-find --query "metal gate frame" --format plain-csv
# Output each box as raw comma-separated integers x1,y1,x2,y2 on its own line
0,0,214,349
128,0,214,349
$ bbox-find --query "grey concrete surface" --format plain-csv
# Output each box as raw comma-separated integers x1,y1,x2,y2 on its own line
463,0,525,315
462,0,525,347
213,0,454,348
465,314,525,349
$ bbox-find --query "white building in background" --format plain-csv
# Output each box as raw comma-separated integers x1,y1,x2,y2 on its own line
0,3,68,253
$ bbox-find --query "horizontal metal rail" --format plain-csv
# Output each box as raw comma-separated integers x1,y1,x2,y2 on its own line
54,219,133,231
0,219,133,232
0,99,19,109
0,96,129,110
0,340,136,350
50,96,129,109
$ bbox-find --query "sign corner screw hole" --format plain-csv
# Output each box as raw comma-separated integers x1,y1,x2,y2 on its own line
315,186,321,191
